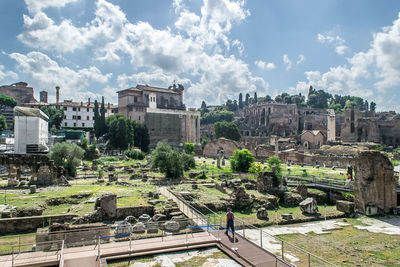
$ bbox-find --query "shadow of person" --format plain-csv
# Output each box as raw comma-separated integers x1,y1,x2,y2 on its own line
227,234,238,243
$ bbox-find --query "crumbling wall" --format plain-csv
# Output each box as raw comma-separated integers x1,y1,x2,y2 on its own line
203,138,240,158
354,151,397,214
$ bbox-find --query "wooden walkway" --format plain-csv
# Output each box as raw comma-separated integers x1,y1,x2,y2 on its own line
214,230,290,267
0,232,216,267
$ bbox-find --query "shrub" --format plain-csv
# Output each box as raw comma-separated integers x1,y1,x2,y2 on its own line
97,156,119,165
249,162,264,174
230,149,254,173
195,171,207,179
124,149,146,160
214,121,241,141
267,156,282,186
150,142,195,179
49,142,84,177
184,143,194,154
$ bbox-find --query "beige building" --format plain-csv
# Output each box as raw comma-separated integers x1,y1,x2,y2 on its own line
300,130,326,150
118,84,200,147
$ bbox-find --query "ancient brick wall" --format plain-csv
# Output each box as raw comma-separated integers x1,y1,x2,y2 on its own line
203,138,240,158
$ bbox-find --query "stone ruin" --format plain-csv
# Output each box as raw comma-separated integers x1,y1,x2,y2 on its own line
257,171,279,192
0,154,67,187
354,151,397,214
232,186,252,210
299,197,318,215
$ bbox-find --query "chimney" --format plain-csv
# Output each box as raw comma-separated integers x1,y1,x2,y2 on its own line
56,86,60,104
40,91,48,103
108,102,110,109
88,98,91,105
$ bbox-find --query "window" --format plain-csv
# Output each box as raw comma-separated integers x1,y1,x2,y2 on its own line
72,107,76,111
64,122,67,127
72,115,76,120
87,108,89,112
63,115,66,119
78,107,80,111
138,116,141,121
77,116,81,120
87,116,89,120
64,107,67,111
73,122,76,127
92,116,95,120
82,123,85,127
134,96,137,103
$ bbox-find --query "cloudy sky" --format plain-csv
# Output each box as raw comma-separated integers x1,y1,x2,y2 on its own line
1,0,400,111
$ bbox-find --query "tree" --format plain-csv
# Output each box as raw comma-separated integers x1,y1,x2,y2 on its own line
94,100,100,137
99,96,107,136
254,92,258,103
238,93,243,109
201,101,207,109
49,142,84,177
150,142,195,179
0,94,17,108
370,101,376,112
267,156,282,186
214,121,241,141
0,115,7,132
230,149,254,173
40,106,64,129
105,114,134,150
245,93,250,106
184,143,194,154
307,87,332,109
200,110,234,124
132,121,150,152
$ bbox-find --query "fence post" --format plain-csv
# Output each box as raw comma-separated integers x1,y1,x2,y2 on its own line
129,233,132,252
260,229,263,248
308,253,311,267
11,246,14,267
97,236,101,267
281,240,284,261
242,221,245,238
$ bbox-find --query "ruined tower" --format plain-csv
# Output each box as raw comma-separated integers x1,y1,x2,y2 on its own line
56,86,60,105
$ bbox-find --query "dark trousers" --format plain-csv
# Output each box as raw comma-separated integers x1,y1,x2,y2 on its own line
226,219,234,235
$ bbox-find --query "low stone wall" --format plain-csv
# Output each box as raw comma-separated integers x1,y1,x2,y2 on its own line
0,214,77,234
116,206,154,220
36,223,110,249
203,138,240,158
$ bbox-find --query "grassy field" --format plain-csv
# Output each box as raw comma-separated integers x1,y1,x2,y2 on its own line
276,217,400,266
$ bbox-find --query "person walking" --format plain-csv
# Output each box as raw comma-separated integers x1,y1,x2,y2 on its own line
225,208,234,236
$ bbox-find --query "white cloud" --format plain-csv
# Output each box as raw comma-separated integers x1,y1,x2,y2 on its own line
16,0,267,107
296,54,305,65
317,33,348,55
9,51,112,102
255,60,276,70
0,65,18,81
283,54,292,70
25,0,79,14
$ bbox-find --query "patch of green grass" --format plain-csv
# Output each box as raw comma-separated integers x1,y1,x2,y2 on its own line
276,218,400,266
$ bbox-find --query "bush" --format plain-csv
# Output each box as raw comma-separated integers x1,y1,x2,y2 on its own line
124,149,146,160
184,143,194,154
267,156,282,185
182,152,196,170
230,149,254,173
195,171,207,179
249,162,264,174
49,142,84,177
150,142,196,179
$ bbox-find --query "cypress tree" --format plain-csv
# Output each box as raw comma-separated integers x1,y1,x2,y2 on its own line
100,96,106,136
94,100,100,138
239,93,243,109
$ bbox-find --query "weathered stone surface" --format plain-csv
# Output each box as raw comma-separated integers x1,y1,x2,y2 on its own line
172,215,189,229
281,213,293,220
115,221,132,235
138,214,151,223
336,200,355,215
95,193,117,218
296,184,308,199
15,207,44,217
179,191,194,201
232,186,252,210
146,222,159,233
299,198,318,214
283,192,303,207
203,138,240,158
124,216,137,224
257,208,269,220
354,151,397,214
163,220,180,232
257,171,278,192
29,185,36,194
152,213,167,222
131,222,146,233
